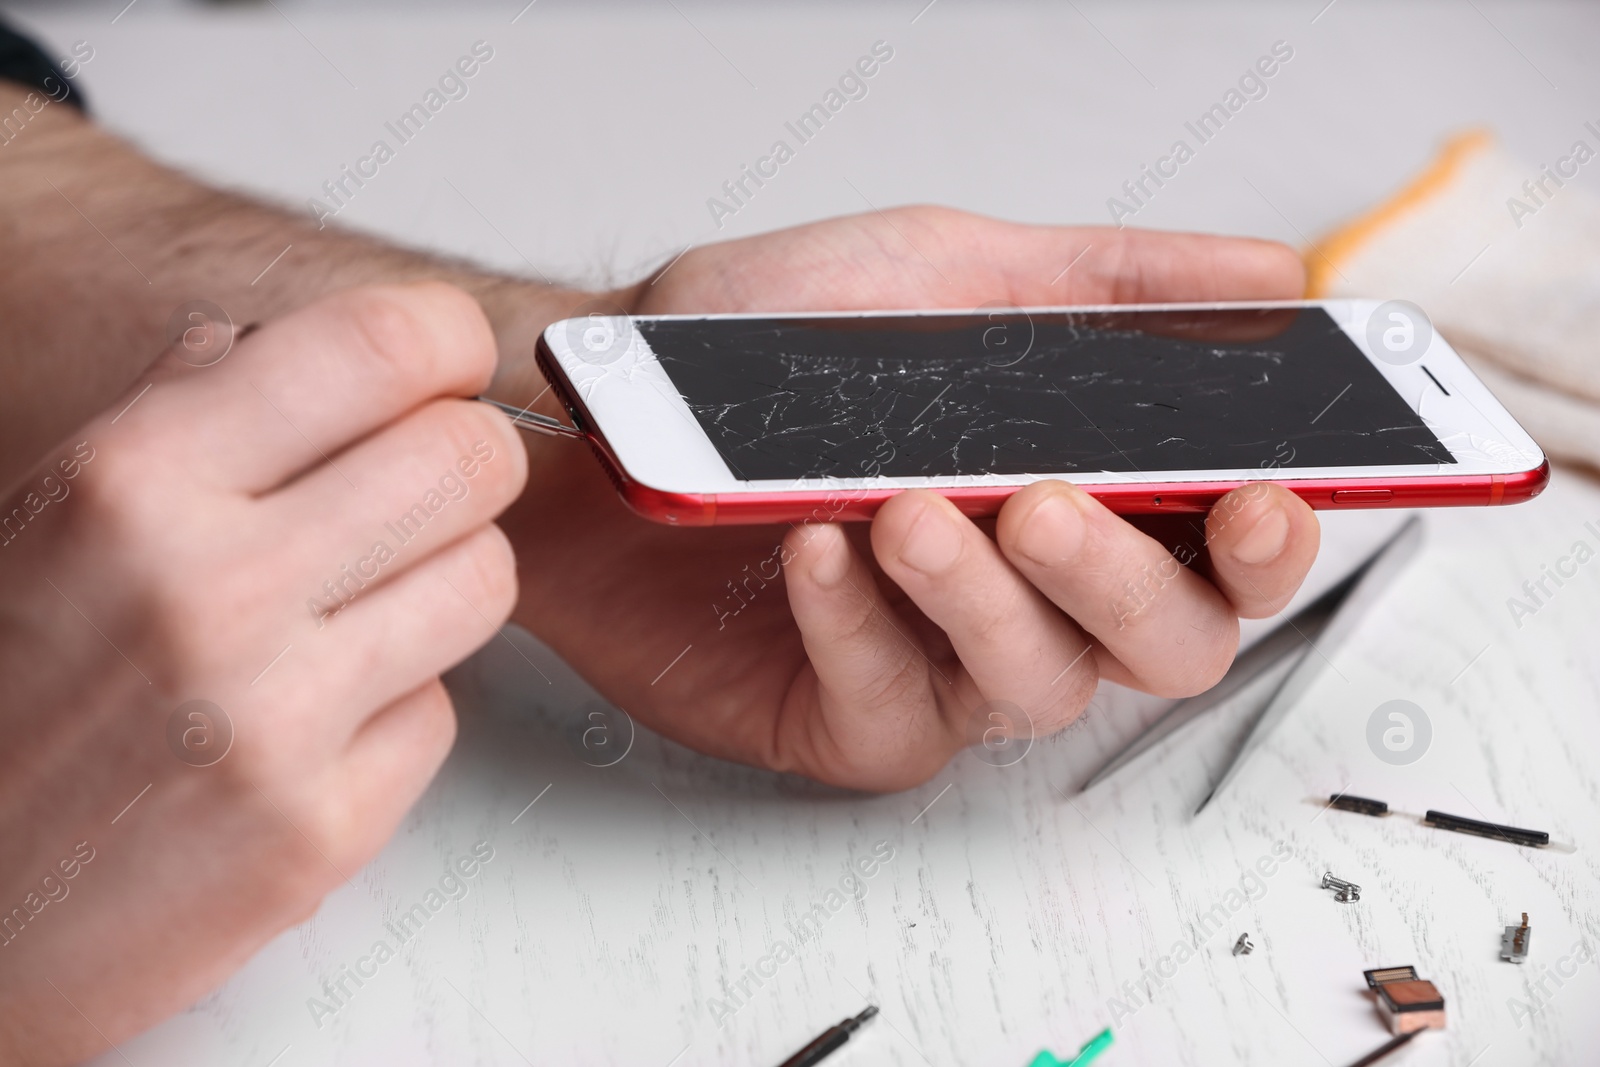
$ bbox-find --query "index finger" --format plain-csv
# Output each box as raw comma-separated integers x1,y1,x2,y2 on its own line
1056,227,1305,307
635,209,1308,318
991,224,1308,307
110,282,497,494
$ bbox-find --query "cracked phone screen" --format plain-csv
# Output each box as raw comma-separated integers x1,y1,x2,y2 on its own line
639,307,1453,481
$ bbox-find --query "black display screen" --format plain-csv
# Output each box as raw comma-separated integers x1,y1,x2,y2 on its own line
639,307,1452,481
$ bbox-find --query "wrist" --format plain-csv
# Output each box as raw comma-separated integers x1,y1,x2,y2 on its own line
469,278,642,416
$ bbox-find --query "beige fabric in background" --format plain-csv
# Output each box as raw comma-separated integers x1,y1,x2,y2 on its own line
1308,129,1600,471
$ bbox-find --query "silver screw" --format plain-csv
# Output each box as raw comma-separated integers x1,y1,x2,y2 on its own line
1321,872,1361,902
1233,933,1254,956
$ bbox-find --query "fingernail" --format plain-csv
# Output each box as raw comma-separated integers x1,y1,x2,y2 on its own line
1016,487,1087,566
1232,504,1290,565
808,524,850,587
898,500,963,575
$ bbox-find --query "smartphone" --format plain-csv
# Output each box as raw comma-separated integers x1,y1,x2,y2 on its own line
534,300,1548,526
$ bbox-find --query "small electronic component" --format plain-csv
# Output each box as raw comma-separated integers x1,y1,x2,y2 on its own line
1321,797,1553,849
1322,872,1361,902
1423,810,1549,847
1233,933,1253,956
1501,913,1531,963
1329,793,1389,817
1364,965,1446,1034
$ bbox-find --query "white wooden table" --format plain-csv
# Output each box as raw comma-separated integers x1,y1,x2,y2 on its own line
15,1,1598,1063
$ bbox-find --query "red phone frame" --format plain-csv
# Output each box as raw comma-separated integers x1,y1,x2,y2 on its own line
535,337,1549,527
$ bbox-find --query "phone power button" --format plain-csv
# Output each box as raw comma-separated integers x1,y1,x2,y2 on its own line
1331,489,1393,504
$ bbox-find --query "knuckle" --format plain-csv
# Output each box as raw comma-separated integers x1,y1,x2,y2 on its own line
277,801,350,876
1154,611,1239,697
822,583,883,649
1096,228,1147,304
1016,641,1100,734
454,525,518,621
250,760,365,865
145,577,251,683
322,612,393,687
870,205,960,257
411,679,460,745
1101,546,1189,633
859,650,936,717
56,470,264,691
283,686,456,858
393,402,524,517
196,803,334,918
965,585,1030,646
410,684,462,765
341,287,440,378
1038,664,1099,730
408,282,496,383
1103,580,1163,636
334,284,491,395
1062,647,1102,704
428,398,505,462
1234,588,1294,620
887,203,960,230
68,443,168,536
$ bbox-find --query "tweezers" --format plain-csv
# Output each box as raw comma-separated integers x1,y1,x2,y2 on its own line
479,396,587,439
1080,515,1424,813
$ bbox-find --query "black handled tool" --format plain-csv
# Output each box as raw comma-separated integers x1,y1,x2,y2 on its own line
775,1006,878,1067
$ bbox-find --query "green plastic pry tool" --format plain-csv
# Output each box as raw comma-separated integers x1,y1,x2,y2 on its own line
1027,1026,1113,1067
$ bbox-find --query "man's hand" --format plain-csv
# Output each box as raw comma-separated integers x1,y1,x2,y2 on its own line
0,82,586,495
0,283,526,1064
502,208,1320,790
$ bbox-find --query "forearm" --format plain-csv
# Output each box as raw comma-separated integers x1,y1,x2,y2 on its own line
0,83,589,490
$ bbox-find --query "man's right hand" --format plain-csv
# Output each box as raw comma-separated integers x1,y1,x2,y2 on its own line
0,283,526,1065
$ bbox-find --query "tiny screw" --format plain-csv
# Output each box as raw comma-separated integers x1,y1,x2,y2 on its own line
1321,872,1361,902
1233,933,1254,956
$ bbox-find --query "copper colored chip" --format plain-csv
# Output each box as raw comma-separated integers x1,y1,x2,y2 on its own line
1376,979,1447,1035
1379,980,1444,1011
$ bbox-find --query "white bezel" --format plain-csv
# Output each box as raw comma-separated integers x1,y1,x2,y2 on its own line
541,300,1544,496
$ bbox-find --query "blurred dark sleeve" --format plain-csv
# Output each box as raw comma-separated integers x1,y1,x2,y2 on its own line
0,15,87,111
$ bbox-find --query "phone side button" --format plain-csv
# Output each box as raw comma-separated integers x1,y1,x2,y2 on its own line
1330,489,1394,504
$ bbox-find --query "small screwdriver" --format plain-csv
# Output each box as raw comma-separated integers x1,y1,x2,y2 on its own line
774,1006,879,1067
